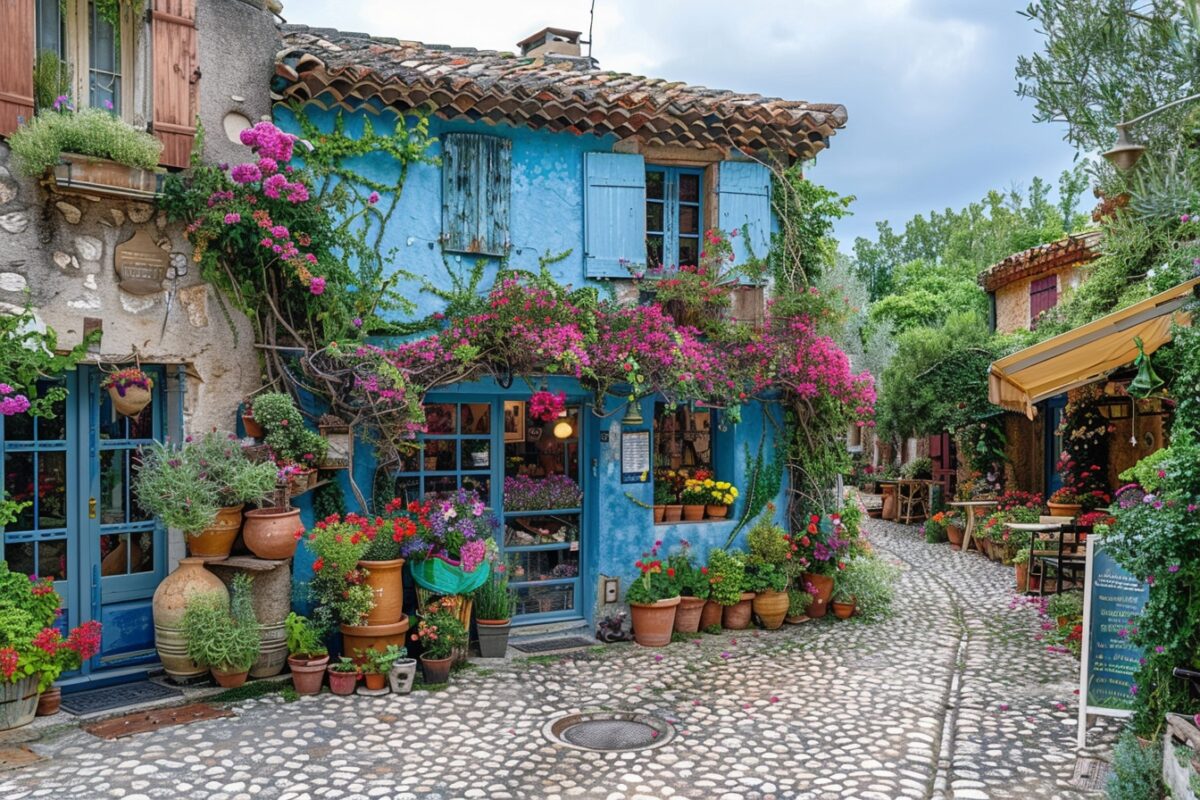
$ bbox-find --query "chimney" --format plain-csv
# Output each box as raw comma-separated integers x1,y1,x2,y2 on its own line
516,27,583,58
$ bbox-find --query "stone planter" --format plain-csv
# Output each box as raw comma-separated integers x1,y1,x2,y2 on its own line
210,557,292,679
420,655,453,684
629,596,681,647
0,675,39,732
699,600,723,630
358,558,405,626
287,654,329,695
153,558,229,683
673,596,706,633
752,589,788,630
476,619,511,658
243,507,301,560
389,658,418,694
722,592,756,630
340,616,410,664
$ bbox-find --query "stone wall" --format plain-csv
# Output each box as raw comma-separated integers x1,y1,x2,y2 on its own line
1003,413,1045,495
993,265,1087,334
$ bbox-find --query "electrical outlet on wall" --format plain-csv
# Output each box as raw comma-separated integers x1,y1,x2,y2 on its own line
603,576,619,603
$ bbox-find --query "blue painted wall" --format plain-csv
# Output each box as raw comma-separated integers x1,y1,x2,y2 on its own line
276,102,790,621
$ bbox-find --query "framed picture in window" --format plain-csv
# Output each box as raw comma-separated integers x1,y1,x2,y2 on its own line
504,401,526,443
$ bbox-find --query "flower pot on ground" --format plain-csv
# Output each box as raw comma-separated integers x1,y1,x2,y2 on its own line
340,618,411,664
363,671,387,691
152,558,228,682
35,687,61,717
830,556,901,624
831,600,856,620
626,541,682,646
389,658,418,693
666,541,710,633
673,596,706,633
284,612,329,695
707,547,751,628
420,655,453,684
414,599,467,684
181,573,261,689
752,589,788,629
327,658,359,695
358,645,408,693
699,600,723,630
722,593,756,629
786,589,810,624
1012,548,1031,593
803,573,834,618
101,368,154,417
746,521,790,629
243,506,303,560
472,561,515,658
211,667,249,688
946,524,964,550
0,677,39,732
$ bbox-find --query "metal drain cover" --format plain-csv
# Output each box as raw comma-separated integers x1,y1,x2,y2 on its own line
543,710,675,752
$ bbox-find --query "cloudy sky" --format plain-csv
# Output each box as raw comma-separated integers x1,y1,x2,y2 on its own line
279,0,1081,247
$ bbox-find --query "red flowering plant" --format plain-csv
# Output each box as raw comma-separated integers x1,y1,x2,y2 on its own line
1051,386,1112,511
304,513,375,628
626,540,682,605
788,513,851,576
0,562,101,689
664,539,710,600
529,390,567,423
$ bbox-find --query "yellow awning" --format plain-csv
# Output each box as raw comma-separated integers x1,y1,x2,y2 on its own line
988,277,1200,419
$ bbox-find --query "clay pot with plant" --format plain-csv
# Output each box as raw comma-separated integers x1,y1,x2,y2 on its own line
191,431,281,557
181,573,261,689
133,441,227,559
327,657,360,695
626,541,681,646
284,612,329,695
679,479,709,522
414,600,468,685
830,572,857,619
665,541,709,633
358,645,405,691
706,548,754,629
785,589,810,624
746,520,791,629
652,482,675,524
1012,547,1031,594
472,557,515,658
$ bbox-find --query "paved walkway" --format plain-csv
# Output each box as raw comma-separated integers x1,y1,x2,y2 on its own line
0,519,1116,800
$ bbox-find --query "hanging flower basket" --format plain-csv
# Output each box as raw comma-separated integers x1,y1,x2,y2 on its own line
410,556,491,596
101,368,154,418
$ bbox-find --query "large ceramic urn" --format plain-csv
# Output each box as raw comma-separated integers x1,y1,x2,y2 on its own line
152,558,228,683
209,557,293,678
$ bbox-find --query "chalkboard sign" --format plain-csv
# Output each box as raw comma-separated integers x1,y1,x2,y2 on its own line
1077,535,1150,746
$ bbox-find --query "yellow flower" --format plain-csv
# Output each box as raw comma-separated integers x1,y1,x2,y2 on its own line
703,479,714,488
729,487,739,498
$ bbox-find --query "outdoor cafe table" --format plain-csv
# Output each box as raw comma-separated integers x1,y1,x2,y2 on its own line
948,500,997,553
1004,521,1079,595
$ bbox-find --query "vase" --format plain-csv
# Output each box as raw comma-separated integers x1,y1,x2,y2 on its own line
420,655,453,684
35,686,61,717
287,654,329,695
653,505,665,523
1047,502,1082,519
389,658,418,694
358,558,405,625
803,572,834,620
211,667,249,689
705,504,729,519
328,668,358,696
242,414,264,439
241,506,302,560
629,596,681,647
0,675,39,732
340,616,410,664
153,558,229,683
699,600,723,630
210,558,291,678
476,619,512,658
832,600,856,620
946,524,964,550
806,599,829,618
663,505,683,523
752,589,789,630
109,385,151,418
682,504,705,521
673,596,706,633
187,504,243,560
722,592,756,630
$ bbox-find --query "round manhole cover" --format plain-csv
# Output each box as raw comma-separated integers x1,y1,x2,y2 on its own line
543,710,675,752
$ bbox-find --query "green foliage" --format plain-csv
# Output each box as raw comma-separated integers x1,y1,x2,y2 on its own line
132,441,221,534
868,260,987,333
313,480,347,521
725,437,783,548
0,305,98,418
251,392,327,466
746,519,791,565
306,520,373,629
665,543,710,600
361,644,407,674
33,50,71,113
190,431,278,507
625,567,679,605
1105,730,1165,800
770,163,854,290
472,564,515,621
924,515,948,544
706,549,746,606
0,565,59,684
1046,591,1084,620
415,609,467,660
830,556,900,622
182,575,260,673
744,558,787,593
9,108,162,176
787,589,809,617
900,457,932,480
284,612,327,658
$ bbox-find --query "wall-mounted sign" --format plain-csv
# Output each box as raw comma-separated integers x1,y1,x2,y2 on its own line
621,430,650,483
114,230,170,295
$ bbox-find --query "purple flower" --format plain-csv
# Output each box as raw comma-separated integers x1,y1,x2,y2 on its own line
352,317,363,328
223,213,241,225
1155,645,1164,653
368,191,380,204
0,383,13,395
309,277,326,296
103,98,113,111
0,394,31,416
230,163,262,185
1168,564,1180,573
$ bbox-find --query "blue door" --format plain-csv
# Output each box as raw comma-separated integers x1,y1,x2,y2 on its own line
2,366,169,685
1044,394,1067,496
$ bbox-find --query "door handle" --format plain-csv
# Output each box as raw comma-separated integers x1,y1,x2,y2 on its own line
88,497,97,519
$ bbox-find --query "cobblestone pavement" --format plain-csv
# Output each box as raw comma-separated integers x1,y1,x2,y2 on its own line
0,519,1117,800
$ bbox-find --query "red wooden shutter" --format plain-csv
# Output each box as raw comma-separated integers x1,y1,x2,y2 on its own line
1029,275,1058,328
0,0,35,136
151,0,198,168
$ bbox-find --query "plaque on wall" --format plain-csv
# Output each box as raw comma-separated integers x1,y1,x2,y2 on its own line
114,230,170,295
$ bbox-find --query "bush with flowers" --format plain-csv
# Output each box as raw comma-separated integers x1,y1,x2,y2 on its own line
664,540,710,600
924,512,948,544
528,390,567,423
250,392,327,469
626,541,681,605
304,514,374,628
100,367,153,398
788,513,851,576
705,548,748,606
1051,385,1112,511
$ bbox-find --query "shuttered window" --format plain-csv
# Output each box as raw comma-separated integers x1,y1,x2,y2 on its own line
645,166,704,269
717,161,771,266
441,133,512,257
151,0,198,169
1030,274,1058,328
583,152,646,278
0,0,36,136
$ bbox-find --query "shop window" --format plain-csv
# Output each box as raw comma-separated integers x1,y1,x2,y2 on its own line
653,404,714,475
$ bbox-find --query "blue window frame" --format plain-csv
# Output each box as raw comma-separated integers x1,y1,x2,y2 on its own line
646,166,704,269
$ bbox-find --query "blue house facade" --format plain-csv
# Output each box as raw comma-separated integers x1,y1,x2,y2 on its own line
274,25,848,626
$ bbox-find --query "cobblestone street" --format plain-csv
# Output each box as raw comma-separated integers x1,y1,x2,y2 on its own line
0,519,1117,800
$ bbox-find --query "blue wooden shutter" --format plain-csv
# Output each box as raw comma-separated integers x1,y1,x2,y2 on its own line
717,161,771,265
584,152,646,278
442,133,511,257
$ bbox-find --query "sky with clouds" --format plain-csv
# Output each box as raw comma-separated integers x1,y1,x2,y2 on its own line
278,0,1082,248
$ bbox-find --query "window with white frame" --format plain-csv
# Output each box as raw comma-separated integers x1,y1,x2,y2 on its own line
34,0,135,117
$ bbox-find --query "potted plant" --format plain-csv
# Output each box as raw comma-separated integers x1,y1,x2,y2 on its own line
402,488,495,598
1012,547,1031,593
327,657,360,696
656,470,686,522
1047,591,1084,628
666,541,709,633
181,574,261,688
652,481,675,524
746,520,791,629
28,620,103,717
284,612,329,695
785,589,810,624
472,558,515,658
413,599,468,684
1047,487,1084,519
190,432,280,557
359,645,408,693
924,512,948,544
466,439,490,468
703,478,739,519
706,548,753,629
944,509,965,549
358,498,420,626
792,513,850,618
625,541,682,646
132,441,225,559
679,478,710,521
830,572,857,619
241,397,264,439
101,367,154,418
386,647,418,694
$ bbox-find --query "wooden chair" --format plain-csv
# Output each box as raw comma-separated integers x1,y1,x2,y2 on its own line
1029,524,1089,596
896,480,929,524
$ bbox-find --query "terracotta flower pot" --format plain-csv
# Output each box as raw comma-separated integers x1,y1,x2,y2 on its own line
752,589,789,630
187,504,244,560
630,596,681,647
35,686,61,717
287,654,329,695
1047,502,1082,519
785,614,809,625
211,667,249,688
832,600,856,620
682,505,705,521
109,385,151,418
420,655,453,684
339,616,410,665
358,558,405,625
673,596,706,633
722,592,756,630
805,598,829,618
242,507,302,560
363,672,387,691
699,600,723,630
328,668,358,695
653,505,665,523
946,524,964,549
803,573,834,604
1016,562,1030,593
153,558,229,683
705,504,729,519
663,505,683,523
476,619,511,658
0,675,39,732
242,414,264,439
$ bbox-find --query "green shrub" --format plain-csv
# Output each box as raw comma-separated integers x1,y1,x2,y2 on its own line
182,574,261,672
284,612,327,659
899,457,932,480
1046,591,1084,621
746,519,791,565
191,431,278,507
9,108,162,176
1106,730,1164,800
831,556,900,622
133,441,221,534
706,549,747,606
251,392,328,466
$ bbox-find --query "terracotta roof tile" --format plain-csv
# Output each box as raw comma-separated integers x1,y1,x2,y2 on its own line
273,25,847,160
978,230,1103,292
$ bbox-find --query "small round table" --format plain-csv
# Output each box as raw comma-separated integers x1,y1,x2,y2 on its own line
948,500,997,553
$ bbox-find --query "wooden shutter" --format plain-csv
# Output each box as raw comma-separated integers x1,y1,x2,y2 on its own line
151,0,198,168
717,161,771,265
583,152,646,278
0,0,35,137
1029,274,1058,328
441,133,511,257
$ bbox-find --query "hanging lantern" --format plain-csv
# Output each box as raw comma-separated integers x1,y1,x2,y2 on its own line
1127,337,1164,399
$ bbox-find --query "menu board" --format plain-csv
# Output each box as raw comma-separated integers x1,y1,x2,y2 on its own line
1077,535,1150,746
621,430,650,483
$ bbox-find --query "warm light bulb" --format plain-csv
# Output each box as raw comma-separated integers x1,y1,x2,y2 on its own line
553,420,573,439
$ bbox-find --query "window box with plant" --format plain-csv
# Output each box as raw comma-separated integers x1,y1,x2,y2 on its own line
284,612,329,695
625,540,681,647
181,573,261,689
413,597,468,685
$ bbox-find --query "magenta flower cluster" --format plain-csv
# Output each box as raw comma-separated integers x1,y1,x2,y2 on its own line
0,383,31,416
